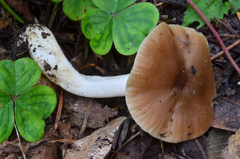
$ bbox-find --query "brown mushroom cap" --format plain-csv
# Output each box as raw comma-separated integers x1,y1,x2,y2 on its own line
125,22,216,143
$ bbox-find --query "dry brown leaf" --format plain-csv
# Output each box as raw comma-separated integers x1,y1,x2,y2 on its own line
213,66,223,90
66,94,118,129
5,0,34,23
207,128,234,159
0,18,9,30
222,128,240,158
237,12,240,21
63,117,127,159
34,75,59,92
212,88,240,132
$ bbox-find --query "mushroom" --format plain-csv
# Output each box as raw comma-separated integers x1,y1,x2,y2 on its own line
20,24,129,98
125,22,216,143
20,23,216,143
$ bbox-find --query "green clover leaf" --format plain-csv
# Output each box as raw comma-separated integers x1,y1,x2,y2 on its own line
62,0,96,21
51,0,62,2
0,91,14,143
0,58,41,96
0,58,57,143
16,86,57,142
81,8,113,54
92,0,136,13
81,0,159,55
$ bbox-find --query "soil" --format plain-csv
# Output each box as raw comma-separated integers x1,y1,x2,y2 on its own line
0,0,240,159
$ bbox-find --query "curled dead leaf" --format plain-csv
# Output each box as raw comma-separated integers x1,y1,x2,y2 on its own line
64,117,127,159
222,128,240,158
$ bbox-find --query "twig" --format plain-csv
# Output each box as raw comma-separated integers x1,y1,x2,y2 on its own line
54,88,64,129
48,2,60,29
14,123,26,159
185,0,240,74
161,140,165,156
211,39,240,60
158,0,188,7
206,33,240,39
109,131,141,159
214,17,239,35
195,138,207,159
79,98,92,138
155,2,164,7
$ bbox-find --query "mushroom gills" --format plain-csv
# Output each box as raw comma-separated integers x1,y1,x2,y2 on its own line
125,22,216,143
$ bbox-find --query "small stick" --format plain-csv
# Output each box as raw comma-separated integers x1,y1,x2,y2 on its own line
185,0,240,74
110,131,141,159
155,2,164,7
161,140,165,156
79,99,92,138
14,123,26,159
195,138,207,159
206,33,240,39
214,17,239,35
211,39,240,60
54,88,64,129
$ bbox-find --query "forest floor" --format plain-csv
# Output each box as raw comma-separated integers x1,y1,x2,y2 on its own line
0,0,240,159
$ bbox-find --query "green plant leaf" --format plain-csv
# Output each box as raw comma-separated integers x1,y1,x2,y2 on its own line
81,8,113,55
63,0,96,21
63,0,85,20
183,0,231,29
0,91,14,143
0,0,24,23
81,2,159,55
15,85,57,142
229,0,240,12
0,58,41,96
113,2,159,55
51,0,62,2
92,0,136,13
85,0,97,9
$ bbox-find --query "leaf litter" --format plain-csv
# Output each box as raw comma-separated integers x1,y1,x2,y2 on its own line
1,0,240,158
65,92,118,129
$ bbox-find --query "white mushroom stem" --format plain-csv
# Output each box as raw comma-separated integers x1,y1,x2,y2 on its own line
20,24,129,98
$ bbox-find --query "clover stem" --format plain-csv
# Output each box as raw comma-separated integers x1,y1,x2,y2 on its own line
186,0,240,74
11,96,17,102
14,123,26,159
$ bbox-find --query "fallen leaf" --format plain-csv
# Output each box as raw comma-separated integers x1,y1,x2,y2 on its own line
237,11,240,21
222,128,240,158
65,93,118,129
176,136,207,158
207,128,234,159
5,0,34,23
115,132,155,159
212,88,240,132
213,66,223,90
0,18,9,30
0,125,59,158
64,117,127,159
34,75,59,93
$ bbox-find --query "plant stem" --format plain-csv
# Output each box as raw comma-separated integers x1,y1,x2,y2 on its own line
14,123,26,159
54,88,63,130
185,0,240,74
0,0,24,23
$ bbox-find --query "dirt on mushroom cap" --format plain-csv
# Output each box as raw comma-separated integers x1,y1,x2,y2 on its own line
125,22,216,143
